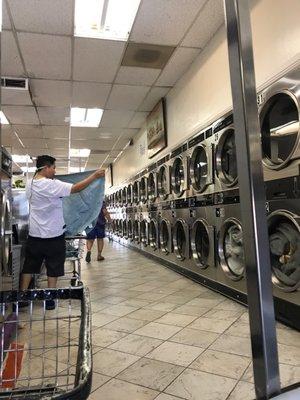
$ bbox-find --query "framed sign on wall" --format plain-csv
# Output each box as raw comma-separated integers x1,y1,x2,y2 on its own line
147,98,167,159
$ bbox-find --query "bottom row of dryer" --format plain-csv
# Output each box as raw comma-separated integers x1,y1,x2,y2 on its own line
108,198,300,329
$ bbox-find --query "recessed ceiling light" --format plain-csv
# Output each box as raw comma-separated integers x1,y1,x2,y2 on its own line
12,155,33,163
71,107,103,127
0,111,9,125
74,0,141,41
70,148,91,158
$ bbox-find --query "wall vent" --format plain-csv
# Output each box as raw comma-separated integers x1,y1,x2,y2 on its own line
1,77,28,90
122,42,176,69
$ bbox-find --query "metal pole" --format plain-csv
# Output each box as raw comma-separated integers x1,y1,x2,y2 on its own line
223,1,280,399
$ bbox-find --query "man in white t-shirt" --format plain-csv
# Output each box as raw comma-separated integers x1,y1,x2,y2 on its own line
21,155,104,309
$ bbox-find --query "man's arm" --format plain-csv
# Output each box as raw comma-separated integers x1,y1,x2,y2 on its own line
71,169,105,194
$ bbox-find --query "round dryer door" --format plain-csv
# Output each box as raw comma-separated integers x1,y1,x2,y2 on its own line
139,177,147,203
123,220,128,239
121,187,127,206
191,219,210,268
149,220,158,249
216,129,238,186
160,219,171,254
133,220,140,243
148,172,156,202
268,210,300,292
128,220,133,240
133,181,139,204
190,145,209,193
140,220,148,245
157,165,169,200
127,184,132,205
218,218,245,280
260,92,300,170
171,157,185,196
173,219,188,261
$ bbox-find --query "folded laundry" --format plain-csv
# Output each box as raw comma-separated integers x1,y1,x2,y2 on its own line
57,171,105,236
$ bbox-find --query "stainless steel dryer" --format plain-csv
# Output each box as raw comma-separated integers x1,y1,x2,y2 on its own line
126,183,133,206
157,157,171,201
172,204,191,265
170,143,189,200
159,208,173,257
259,66,300,182
121,186,127,207
132,180,139,206
147,210,160,255
214,113,238,194
147,169,158,204
139,176,148,205
132,217,141,249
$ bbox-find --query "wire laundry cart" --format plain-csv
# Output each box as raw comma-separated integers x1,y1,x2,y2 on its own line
0,286,92,399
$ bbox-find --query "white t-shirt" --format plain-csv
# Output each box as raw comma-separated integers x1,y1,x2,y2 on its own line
26,177,73,238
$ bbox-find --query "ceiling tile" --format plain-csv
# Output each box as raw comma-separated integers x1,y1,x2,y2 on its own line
2,87,32,106
14,124,43,138
71,139,116,150
128,112,148,129
2,1,11,30
100,110,134,128
1,126,14,146
156,47,200,86
5,0,73,35
28,148,52,157
106,85,149,111
47,149,69,157
31,79,72,107
3,106,39,124
42,126,69,139
38,107,69,125
73,38,125,83
115,67,161,85
130,0,206,46
71,127,102,141
18,32,72,79
22,138,47,149
182,0,224,48
72,82,111,108
139,87,170,111
1,31,24,76
46,139,68,148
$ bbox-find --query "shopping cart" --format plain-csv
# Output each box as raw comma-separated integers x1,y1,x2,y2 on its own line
0,286,92,399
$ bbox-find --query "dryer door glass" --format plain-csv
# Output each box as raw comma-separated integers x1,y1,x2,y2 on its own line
160,220,170,253
268,212,300,291
191,146,208,192
122,188,127,205
148,173,156,201
123,220,128,239
127,185,132,204
140,178,147,203
172,158,185,195
149,220,157,248
220,130,237,185
140,220,147,244
157,166,168,198
223,221,244,278
261,93,299,168
128,220,133,239
175,221,187,260
133,221,139,242
133,182,139,204
193,220,209,268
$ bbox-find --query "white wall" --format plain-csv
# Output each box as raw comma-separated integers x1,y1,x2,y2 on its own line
110,0,300,190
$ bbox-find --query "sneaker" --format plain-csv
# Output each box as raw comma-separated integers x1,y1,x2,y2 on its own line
45,300,56,310
97,255,105,261
85,251,91,263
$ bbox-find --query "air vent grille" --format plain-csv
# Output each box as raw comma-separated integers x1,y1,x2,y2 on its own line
122,43,175,69
1,77,28,90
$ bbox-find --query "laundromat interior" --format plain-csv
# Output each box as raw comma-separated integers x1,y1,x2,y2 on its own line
0,0,300,399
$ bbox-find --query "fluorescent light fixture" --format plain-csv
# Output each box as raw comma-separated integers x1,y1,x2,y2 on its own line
21,166,36,173
70,107,103,127
74,0,141,41
69,167,83,173
0,111,9,125
70,148,91,158
12,155,33,163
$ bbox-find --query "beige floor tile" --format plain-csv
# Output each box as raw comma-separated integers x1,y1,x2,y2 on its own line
92,328,128,347
213,300,245,312
169,327,219,348
210,335,252,357
128,308,167,321
227,381,255,400
161,295,191,305
190,349,250,379
189,317,235,334
146,302,179,312
91,372,111,393
109,334,163,356
102,304,138,317
89,378,158,400
225,322,250,338
121,299,151,308
137,292,169,301
276,328,300,348
165,368,237,400
242,362,300,387
186,298,224,308
93,348,140,376
278,343,300,366
147,341,204,367
134,322,182,340
173,305,209,317
155,313,197,328
117,358,184,391
92,312,120,327
104,316,148,333
203,309,244,321
101,296,128,305
155,394,185,400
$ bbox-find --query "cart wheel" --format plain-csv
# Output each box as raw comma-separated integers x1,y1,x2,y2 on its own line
70,277,77,287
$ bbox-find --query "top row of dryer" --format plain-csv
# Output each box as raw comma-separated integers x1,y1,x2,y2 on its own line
107,67,300,207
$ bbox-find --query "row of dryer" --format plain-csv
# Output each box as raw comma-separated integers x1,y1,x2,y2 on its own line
106,66,300,330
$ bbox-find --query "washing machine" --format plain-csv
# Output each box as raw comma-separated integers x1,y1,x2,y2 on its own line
214,113,239,194
171,204,191,267
158,207,173,258
188,125,215,197
147,169,158,204
157,156,172,201
132,180,139,206
132,216,141,249
1,147,12,277
258,66,300,182
147,209,160,255
126,183,133,206
170,143,190,200
121,186,127,207
139,176,148,205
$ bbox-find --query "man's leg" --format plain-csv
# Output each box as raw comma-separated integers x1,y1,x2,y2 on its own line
47,276,58,288
85,239,94,263
97,238,104,261
20,273,33,290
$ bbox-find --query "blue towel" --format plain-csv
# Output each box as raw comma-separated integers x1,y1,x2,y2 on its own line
56,171,105,236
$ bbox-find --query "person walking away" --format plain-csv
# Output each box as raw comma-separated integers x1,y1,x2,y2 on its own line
20,155,105,309
85,202,111,263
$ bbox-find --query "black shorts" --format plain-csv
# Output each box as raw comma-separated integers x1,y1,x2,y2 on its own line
22,234,66,277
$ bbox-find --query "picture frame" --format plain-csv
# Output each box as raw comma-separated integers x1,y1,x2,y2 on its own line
147,98,167,159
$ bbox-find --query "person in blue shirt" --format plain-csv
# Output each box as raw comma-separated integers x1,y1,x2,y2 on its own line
85,202,111,263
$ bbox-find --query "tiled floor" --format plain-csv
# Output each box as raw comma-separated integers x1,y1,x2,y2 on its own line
80,240,300,400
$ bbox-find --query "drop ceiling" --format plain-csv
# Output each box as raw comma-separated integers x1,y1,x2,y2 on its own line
1,0,224,174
